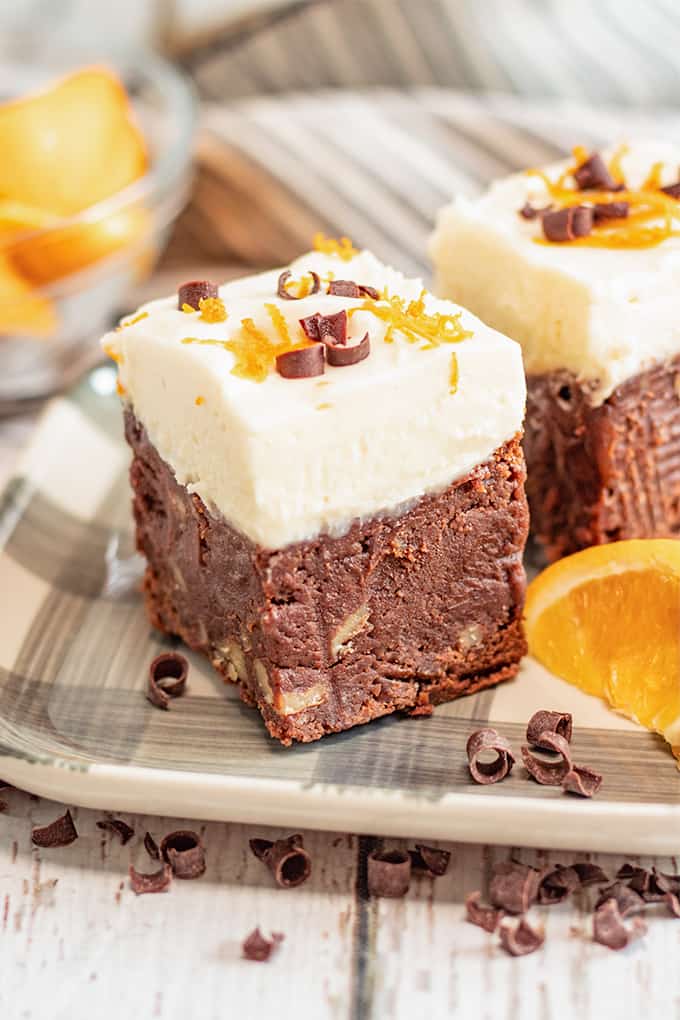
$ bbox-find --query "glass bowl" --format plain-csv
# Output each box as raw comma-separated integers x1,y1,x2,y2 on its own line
0,50,196,409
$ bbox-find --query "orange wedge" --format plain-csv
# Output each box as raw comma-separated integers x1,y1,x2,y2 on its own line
0,66,147,217
525,540,680,757
0,254,55,337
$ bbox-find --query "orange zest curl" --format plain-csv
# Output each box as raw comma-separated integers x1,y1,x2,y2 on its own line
265,303,292,345
103,342,122,365
181,313,314,384
354,289,473,349
195,395,205,406
119,310,148,329
198,296,228,323
116,379,126,397
313,232,358,261
181,303,195,314
449,353,459,395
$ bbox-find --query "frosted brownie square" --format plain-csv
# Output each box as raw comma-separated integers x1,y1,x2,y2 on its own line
431,143,680,559
104,241,528,743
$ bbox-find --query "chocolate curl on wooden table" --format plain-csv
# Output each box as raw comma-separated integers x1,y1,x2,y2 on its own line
526,710,572,749
595,882,646,918
96,818,134,845
562,765,602,798
242,928,285,962
160,830,206,879
465,891,504,933
32,809,78,848
466,727,515,784
409,844,451,877
522,731,572,785
593,899,647,951
147,651,188,710
129,863,172,895
538,865,582,905
367,848,412,898
249,834,312,888
489,860,541,914
178,280,218,310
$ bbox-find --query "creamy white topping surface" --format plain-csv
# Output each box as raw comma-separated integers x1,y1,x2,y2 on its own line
430,142,680,406
104,249,525,548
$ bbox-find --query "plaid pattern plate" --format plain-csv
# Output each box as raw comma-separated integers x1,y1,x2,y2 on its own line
1,364,678,855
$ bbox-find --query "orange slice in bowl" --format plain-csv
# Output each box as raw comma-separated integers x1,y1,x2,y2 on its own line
0,66,147,216
526,542,680,758
0,254,55,337
525,540,680,757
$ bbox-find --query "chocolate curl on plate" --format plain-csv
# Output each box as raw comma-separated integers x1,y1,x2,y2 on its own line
160,830,206,879
367,848,412,898
526,710,572,749
499,917,545,957
573,152,620,191
572,862,609,888
275,344,325,380
593,898,647,951
32,810,78,848
326,333,370,367
129,863,172,895
593,201,629,222
489,860,541,914
277,269,321,300
249,834,312,888
96,818,134,846
242,928,285,962
465,891,504,933
178,280,218,310
542,206,593,243
147,651,189,710
537,865,582,905
522,731,573,785
466,727,515,785
595,882,646,918
661,182,680,199
562,765,602,798
144,832,160,860
409,844,451,877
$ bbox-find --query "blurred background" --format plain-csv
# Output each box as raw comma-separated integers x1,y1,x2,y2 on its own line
2,0,680,407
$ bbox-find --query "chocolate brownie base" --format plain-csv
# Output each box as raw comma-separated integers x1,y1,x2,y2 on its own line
525,356,680,560
125,411,528,744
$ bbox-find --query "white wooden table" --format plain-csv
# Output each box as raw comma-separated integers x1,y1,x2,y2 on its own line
2,411,680,1020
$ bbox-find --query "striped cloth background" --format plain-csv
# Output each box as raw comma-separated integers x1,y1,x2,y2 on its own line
178,0,680,107
165,88,680,280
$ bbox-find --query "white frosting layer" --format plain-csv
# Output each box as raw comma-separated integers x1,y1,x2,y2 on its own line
430,141,680,406
104,250,525,548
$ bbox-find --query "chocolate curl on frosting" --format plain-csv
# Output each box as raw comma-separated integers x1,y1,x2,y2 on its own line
326,333,370,367
466,727,515,785
275,344,325,379
178,280,218,310
573,152,620,191
277,269,321,299
542,206,593,242
249,834,312,888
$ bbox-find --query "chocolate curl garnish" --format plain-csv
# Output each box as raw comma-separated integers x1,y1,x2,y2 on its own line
327,279,361,297
519,202,552,220
160,830,206,879
574,152,620,192
276,345,325,379
32,810,78,848
318,309,348,346
249,834,312,888
650,868,680,899
96,818,134,846
409,844,451,877
242,928,285,962
178,280,218,310
147,652,189,710
358,284,380,299
572,862,609,888
522,731,572,785
367,848,411,898
144,832,160,860
300,313,321,341
326,333,370,367
562,764,602,798
617,865,672,903
489,861,541,915
537,865,582,905
542,206,593,242
526,710,573,749
593,898,647,951
593,201,629,222
465,891,504,933
466,727,515,785
595,882,646,918
499,918,545,957
661,182,680,199
277,269,321,300
665,891,680,917
129,863,172,895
